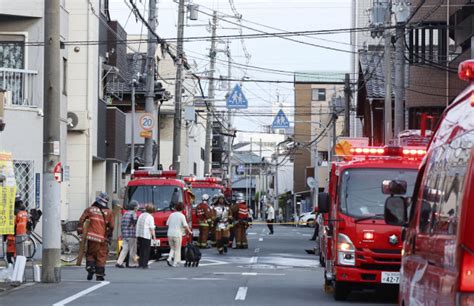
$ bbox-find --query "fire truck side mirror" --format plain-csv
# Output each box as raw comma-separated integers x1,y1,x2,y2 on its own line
382,180,407,195
318,192,330,214
384,196,408,226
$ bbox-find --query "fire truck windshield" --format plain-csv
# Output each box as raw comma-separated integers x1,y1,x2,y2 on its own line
340,168,417,218
191,188,222,207
125,185,183,211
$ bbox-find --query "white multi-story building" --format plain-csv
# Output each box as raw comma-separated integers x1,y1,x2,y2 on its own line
0,0,69,220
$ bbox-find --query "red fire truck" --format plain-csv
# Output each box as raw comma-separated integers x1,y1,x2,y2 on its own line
184,177,224,236
123,170,193,258
384,59,474,306
318,145,426,300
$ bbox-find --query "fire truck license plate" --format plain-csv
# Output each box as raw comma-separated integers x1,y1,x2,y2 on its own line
381,272,400,284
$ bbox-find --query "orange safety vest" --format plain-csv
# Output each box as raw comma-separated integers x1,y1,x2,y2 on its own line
15,210,28,235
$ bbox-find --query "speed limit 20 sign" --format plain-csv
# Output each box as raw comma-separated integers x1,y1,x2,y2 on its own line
140,113,155,131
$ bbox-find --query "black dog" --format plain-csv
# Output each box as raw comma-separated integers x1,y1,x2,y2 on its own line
184,243,201,267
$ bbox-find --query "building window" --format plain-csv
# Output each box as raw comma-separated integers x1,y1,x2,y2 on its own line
62,57,68,96
13,160,35,209
408,107,444,131
201,148,205,161
312,88,326,101
193,162,197,175
0,34,25,69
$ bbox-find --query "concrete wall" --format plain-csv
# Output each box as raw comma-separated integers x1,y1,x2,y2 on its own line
66,0,100,220
0,0,43,18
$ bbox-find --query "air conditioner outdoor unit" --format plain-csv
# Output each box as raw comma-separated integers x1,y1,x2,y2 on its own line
67,111,88,131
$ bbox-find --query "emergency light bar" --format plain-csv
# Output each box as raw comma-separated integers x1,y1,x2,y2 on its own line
184,176,222,184
458,60,474,82
350,146,426,158
132,170,177,179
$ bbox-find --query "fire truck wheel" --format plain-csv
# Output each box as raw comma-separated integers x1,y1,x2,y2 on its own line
333,281,350,301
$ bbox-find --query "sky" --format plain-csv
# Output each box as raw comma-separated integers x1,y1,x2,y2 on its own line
108,0,352,132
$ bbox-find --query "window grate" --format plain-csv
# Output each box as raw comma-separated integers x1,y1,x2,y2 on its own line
13,160,35,209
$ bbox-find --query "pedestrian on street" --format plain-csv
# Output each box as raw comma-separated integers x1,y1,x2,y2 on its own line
116,200,139,268
266,203,275,235
6,196,28,263
196,194,212,249
166,202,192,267
78,192,115,281
136,204,156,269
310,206,320,241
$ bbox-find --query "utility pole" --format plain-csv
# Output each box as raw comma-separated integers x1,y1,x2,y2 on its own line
226,41,233,188
343,73,351,137
204,11,217,175
384,1,393,144
42,0,61,283
274,145,279,212
131,74,137,173
172,0,185,173
394,0,410,137
144,0,157,167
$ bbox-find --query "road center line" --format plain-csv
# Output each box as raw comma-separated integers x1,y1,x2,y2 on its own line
250,256,258,264
53,281,110,306
258,238,263,241
235,287,248,301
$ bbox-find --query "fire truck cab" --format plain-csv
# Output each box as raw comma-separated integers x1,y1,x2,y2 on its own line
384,60,474,306
123,170,193,258
319,146,425,301
184,177,224,235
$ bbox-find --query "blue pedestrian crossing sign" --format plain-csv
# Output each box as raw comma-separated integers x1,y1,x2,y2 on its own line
272,109,290,129
226,84,248,109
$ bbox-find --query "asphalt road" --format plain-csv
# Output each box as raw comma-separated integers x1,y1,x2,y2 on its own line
1,225,396,306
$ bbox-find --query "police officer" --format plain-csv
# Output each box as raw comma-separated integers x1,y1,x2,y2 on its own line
196,194,212,249
234,194,249,249
214,193,232,255
78,192,114,281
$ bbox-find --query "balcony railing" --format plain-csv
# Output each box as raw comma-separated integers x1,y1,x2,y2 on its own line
0,68,38,107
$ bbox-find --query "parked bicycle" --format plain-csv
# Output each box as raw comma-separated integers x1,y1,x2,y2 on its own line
23,210,80,263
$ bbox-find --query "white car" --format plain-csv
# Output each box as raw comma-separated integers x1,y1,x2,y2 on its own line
298,212,316,227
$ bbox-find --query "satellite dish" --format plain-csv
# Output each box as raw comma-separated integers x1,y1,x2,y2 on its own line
307,177,317,189
67,112,78,130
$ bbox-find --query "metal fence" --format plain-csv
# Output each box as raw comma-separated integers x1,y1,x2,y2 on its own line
13,160,35,208
0,68,38,107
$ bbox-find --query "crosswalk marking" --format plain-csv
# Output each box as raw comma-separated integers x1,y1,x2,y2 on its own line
235,287,248,301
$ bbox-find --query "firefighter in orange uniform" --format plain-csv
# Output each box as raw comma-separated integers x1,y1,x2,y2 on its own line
78,192,114,281
234,194,249,249
196,194,212,248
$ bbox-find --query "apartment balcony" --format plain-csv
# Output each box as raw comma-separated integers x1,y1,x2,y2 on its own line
0,68,39,107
